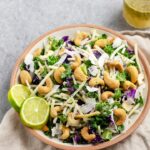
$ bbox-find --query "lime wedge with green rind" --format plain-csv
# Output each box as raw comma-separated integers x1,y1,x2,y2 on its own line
20,97,49,129
8,84,31,112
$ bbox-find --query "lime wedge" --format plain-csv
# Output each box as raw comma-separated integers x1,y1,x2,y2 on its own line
8,84,31,112
20,97,49,129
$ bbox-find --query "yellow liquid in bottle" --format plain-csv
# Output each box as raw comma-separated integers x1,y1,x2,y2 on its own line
123,0,150,29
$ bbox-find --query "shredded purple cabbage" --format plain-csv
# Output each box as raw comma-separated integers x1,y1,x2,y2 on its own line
74,134,82,143
126,48,134,55
93,50,101,59
65,77,75,94
32,74,40,85
108,115,114,126
77,100,85,105
91,134,103,144
64,55,71,63
62,36,69,42
67,40,75,45
125,89,136,99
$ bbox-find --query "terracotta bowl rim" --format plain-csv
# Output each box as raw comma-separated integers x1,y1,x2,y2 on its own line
10,24,150,150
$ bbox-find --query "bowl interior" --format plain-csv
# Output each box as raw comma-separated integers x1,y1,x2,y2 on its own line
10,25,150,150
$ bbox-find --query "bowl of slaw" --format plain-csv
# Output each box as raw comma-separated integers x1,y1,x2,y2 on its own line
9,24,150,150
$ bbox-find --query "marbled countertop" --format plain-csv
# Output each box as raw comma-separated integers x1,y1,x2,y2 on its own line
0,0,144,121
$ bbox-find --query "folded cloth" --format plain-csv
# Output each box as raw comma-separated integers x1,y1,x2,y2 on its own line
0,31,150,150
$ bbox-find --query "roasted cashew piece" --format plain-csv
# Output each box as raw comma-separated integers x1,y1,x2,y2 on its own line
114,108,127,125
50,106,62,118
106,60,124,72
60,125,70,140
54,66,65,84
33,48,42,57
42,125,49,132
74,66,88,82
123,80,136,91
74,32,88,46
20,70,32,85
71,55,81,70
126,65,138,83
101,91,114,101
67,113,80,126
88,77,104,87
94,37,114,48
75,111,100,119
81,127,96,141
38,78,53,95
104,71,120,89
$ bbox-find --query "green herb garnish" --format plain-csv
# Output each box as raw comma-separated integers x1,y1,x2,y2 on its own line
47,55,59,65
113,88,122,99
104,44,114,55
61,64,72,79
51,38,64,51
135,95,144,106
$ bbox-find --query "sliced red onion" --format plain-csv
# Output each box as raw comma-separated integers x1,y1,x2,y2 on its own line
88,65,98,76
98,53,109,69
86,85,99,92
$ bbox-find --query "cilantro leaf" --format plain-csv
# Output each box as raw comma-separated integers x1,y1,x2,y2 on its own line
116,71,127,82
84,60,92,68
86,91,98,99
51,38,64,51
47,56,59,65
104,44,114,55
58,114,67,124
113,88,122,99
61,64,72,79
96,102,111,116
135,95,144,106
41,67,48,78
33,57,45,70
117,125,125,133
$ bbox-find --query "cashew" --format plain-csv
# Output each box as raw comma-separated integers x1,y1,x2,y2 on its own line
50,106,62,118
38,78,53,95
42,125,49,132
81,127,96,141
75,111,100,119
67,113,80,126
74,32,88,46
58,48,65,56
33,48,42,57
104,71,120,89
54,66,65,84
20,70,32,85
74,66,88,82
106,60,124,72
122,80,136,91
71,55,81,70
60,125,70,140
126,65,138,83
101,91,114,101
94,37,114,48
113,108,127,125
88,77,104,87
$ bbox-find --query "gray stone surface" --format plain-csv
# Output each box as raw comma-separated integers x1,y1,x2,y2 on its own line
0,0,144,121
